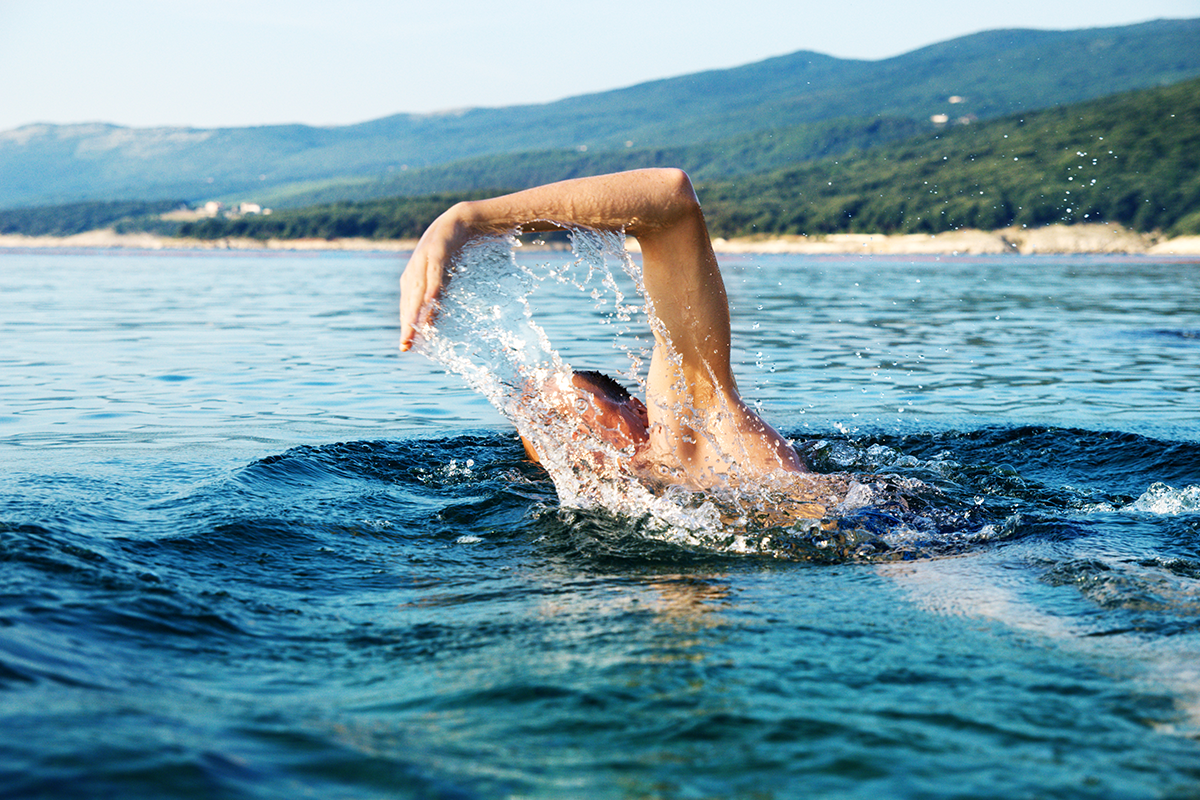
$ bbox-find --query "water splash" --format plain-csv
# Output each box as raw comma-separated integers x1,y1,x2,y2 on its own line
411,230,991,559
1126,483,1200,515
414,230,659,512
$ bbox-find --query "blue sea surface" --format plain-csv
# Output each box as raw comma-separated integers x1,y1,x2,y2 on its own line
2,246,1199,798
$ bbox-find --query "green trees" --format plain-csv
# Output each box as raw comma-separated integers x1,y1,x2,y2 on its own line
175,191,501,241
0,199,184,237
697,77,1200,238
5,77,1198,242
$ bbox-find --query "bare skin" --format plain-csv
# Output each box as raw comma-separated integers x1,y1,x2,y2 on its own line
517,371,650,465
399,168,806,490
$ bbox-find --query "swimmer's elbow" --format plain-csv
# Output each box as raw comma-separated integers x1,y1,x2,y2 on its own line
651,167,693,191
656,168,700,207
637,168,703,229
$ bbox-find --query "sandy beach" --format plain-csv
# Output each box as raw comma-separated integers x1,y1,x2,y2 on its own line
3,224,1200,256
710,224,1200,256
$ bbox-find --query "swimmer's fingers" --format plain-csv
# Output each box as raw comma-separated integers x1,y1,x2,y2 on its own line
399,210,472,352
399,248,441,351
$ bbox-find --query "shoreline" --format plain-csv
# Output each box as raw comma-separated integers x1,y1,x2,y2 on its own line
710,224,1200,256
3,223,1200,256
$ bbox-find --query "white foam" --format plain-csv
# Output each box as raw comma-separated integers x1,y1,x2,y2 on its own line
1125,482,1200,515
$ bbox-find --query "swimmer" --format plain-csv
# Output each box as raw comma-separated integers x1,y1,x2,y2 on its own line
400,168,810,494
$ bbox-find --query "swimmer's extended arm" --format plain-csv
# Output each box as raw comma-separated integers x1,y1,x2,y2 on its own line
399,168,802,475
399,169,724,370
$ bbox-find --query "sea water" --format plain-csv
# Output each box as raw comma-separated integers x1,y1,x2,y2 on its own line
1,243,1199,798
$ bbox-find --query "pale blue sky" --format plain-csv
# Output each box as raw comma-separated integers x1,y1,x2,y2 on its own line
1,0,1196,131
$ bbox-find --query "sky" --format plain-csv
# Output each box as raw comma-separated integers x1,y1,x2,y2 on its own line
1,0,1197,132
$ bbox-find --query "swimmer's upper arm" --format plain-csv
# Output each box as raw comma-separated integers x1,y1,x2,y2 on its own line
628,173,736,405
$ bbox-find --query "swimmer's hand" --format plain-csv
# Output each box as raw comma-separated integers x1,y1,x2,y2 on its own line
399,204,476,352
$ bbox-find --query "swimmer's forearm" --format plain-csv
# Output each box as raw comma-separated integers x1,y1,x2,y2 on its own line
451,168,701,236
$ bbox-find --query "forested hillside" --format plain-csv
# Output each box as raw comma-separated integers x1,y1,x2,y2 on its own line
699,76,1200,237
0,199,185,237
147,76,1200,242
251,116,929,208
0,18,1197,210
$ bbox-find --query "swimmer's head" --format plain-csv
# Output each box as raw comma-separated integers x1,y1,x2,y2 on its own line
521,369,649,464
571,370,650,446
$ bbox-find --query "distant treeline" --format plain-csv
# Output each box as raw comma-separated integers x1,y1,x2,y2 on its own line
177,77,1200,241
176,190,503,241
0,199,185,237
260,115,929,208
4,77,1198,241
698,76,1200,238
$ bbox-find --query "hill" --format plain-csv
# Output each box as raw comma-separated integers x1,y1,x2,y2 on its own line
122,75,1194,244
0,18,1197,210
697,76,1200,238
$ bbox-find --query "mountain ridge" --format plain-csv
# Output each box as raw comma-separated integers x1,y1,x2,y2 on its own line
1,17,1197,210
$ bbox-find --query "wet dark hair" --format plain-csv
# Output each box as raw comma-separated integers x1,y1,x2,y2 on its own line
573,370,632,402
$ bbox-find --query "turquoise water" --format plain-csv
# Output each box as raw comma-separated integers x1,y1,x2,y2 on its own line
2,246,1199,798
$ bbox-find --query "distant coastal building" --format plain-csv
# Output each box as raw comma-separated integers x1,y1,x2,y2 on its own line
932,96,968,125
194,200,270,218
931,110,975,126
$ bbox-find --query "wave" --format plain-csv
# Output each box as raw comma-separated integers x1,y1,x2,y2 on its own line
1125,482,1200,515
3,423,1196,721
214,424,1199,564
8,423,1185,572
396,230,1200,564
